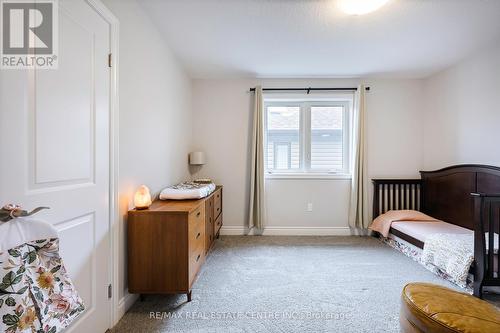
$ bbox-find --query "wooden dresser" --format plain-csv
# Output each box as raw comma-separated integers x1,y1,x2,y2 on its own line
127,186,222,301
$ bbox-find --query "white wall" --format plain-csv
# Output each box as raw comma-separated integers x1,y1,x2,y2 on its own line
103,0,192,320
423,43,500,169
192,79,424,234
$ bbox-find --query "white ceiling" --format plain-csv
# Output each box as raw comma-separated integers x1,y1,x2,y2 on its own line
140,0,500,79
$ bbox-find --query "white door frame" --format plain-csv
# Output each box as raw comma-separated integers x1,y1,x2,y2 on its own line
83,0,120,329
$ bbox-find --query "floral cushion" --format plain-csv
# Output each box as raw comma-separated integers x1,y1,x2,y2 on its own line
0,238,84,333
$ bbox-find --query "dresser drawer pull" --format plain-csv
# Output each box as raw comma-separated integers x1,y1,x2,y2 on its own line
196,232,201,239
217,194,220,198
196,211,201,217
196,254,201,262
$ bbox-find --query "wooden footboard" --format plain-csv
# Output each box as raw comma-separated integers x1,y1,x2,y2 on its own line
472,193,500,298
372,179,423,218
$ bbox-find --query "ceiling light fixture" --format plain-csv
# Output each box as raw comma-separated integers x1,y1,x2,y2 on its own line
338,0,390,15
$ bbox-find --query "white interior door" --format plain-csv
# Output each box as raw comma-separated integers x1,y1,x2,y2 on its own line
0,0,112,332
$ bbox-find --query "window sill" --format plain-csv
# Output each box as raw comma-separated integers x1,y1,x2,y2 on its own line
265,173,352,180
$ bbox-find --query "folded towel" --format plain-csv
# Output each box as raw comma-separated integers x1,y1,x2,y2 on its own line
159,181,216,200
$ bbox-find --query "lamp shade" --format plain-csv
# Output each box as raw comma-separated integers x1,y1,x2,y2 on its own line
189,152,206,165
134,185,152,210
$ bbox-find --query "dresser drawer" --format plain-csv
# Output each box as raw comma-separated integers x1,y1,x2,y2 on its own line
188,241,205,285
215,212,222,234
189,205,205,254
189,221,204,253
214,190,222,218
205,196,214,254
188,204,204,230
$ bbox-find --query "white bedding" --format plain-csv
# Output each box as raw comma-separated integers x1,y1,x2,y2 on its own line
421,233,474,287
391,221,499,251
159,181,216,200
391,221,472,243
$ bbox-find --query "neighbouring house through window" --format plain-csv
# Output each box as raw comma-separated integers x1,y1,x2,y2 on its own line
264,97,353,176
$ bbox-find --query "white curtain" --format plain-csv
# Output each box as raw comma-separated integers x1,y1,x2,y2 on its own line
248,86,265,230
348,84,370,231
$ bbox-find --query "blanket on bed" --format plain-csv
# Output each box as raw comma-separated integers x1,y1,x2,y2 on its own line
421,233,474,288
0,218,84,333
369,210,439,237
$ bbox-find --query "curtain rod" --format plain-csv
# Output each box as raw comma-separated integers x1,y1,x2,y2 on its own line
249,87,370,94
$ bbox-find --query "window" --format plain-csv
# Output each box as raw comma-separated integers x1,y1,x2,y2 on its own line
266,106,300,171
310,106,344,171
274,142,292,169
264,99,351,176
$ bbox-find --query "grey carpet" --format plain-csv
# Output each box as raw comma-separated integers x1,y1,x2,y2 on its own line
112,236,498,333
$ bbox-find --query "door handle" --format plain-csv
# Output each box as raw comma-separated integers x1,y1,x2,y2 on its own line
1,204,49,222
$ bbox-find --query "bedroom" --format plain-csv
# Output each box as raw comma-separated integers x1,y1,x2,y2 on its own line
0,0,499,332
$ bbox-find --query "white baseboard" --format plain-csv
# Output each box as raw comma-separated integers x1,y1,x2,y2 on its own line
220,225,351,236
114,292,139,326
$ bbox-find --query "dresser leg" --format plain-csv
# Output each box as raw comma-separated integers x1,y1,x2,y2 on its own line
187,291,192,302
140,294,145,302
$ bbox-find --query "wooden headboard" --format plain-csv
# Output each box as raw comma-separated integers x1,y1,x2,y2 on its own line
421,165,500,230
373,164,500,230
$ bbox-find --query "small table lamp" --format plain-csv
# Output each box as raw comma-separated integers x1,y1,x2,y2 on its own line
189,152,206,181
134,185,152,210
189,152,206,165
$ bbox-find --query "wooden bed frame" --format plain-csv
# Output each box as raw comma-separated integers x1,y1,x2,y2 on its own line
372,164,500,298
